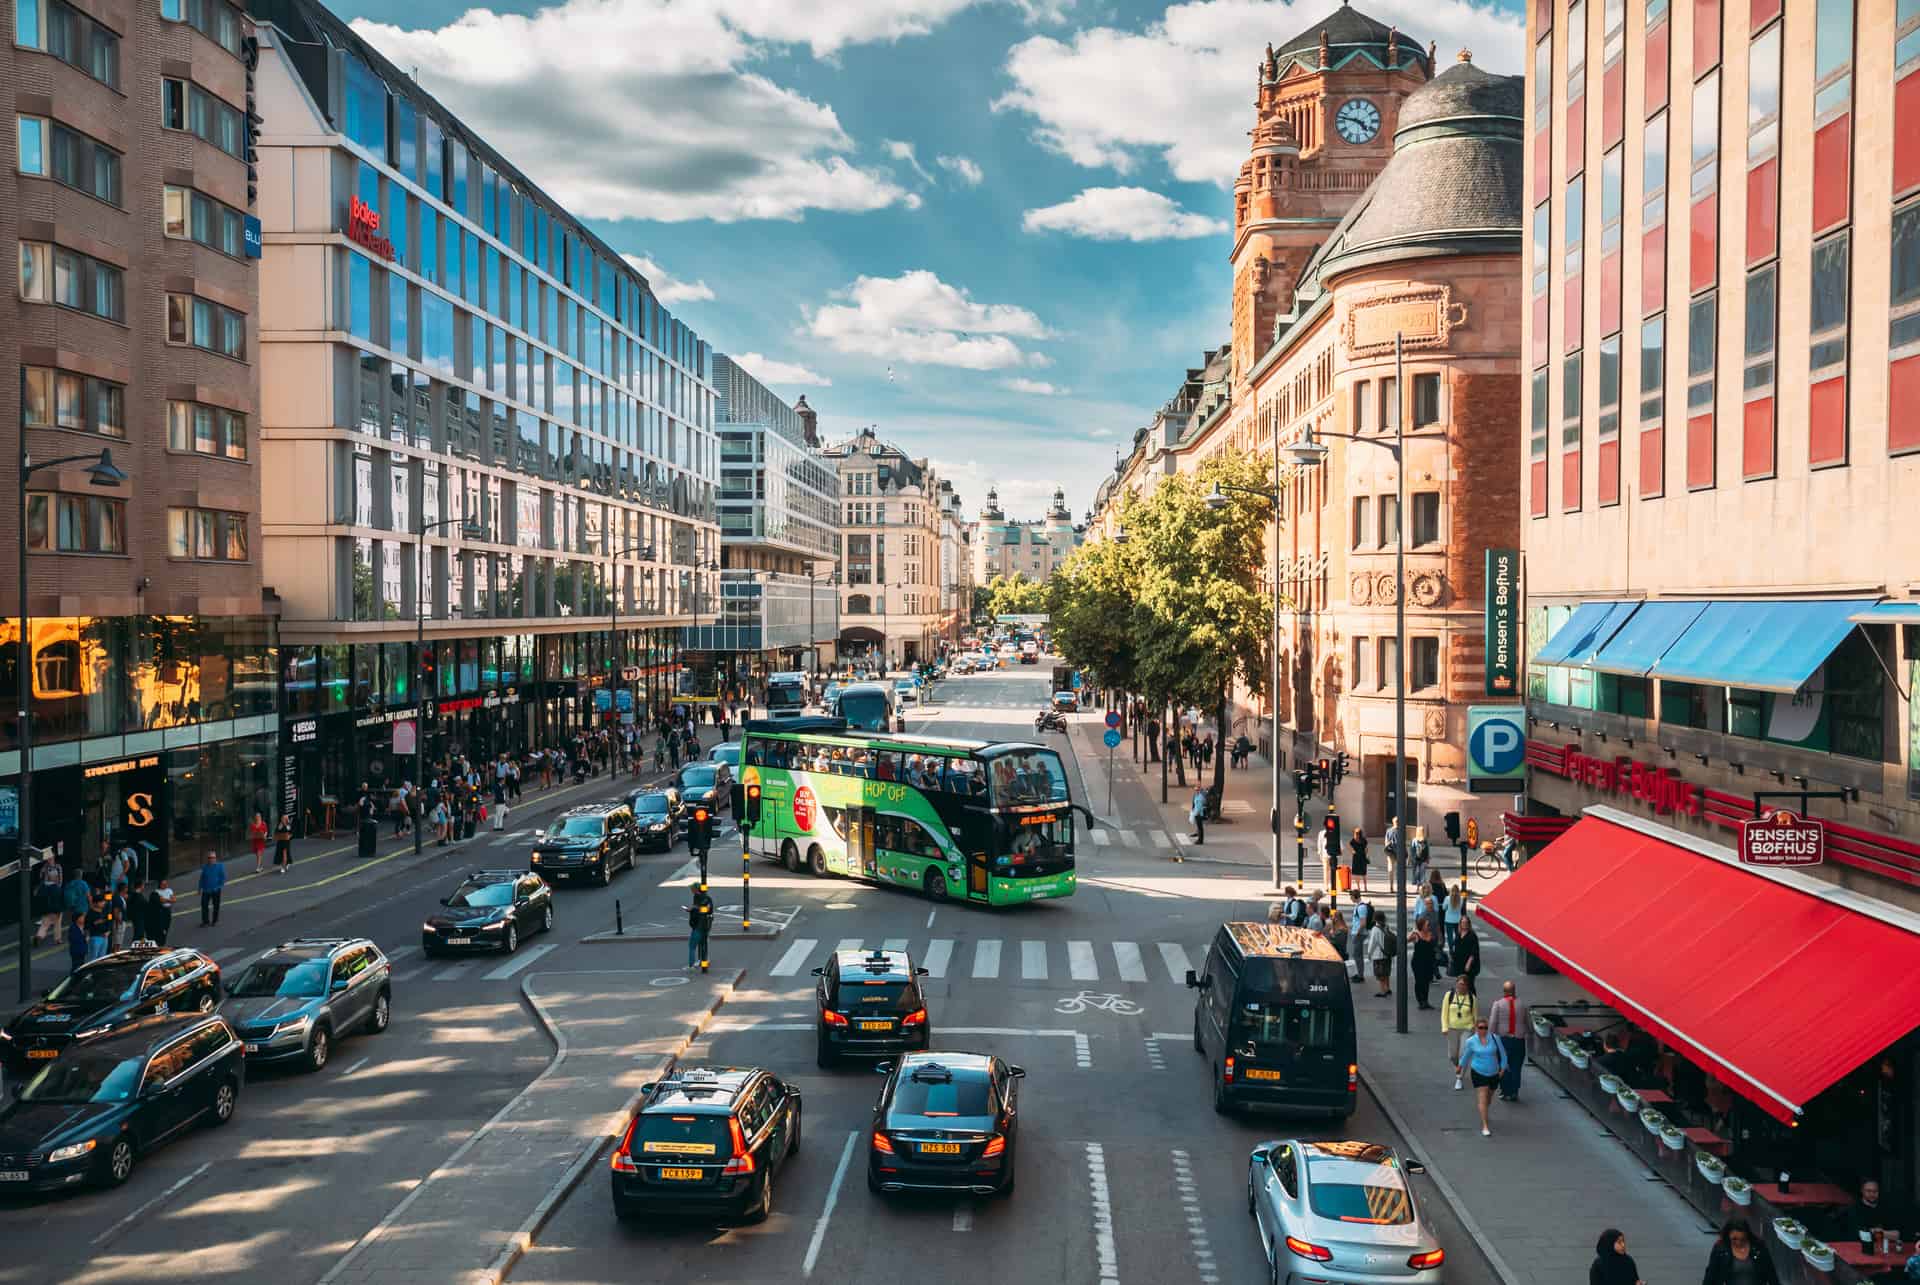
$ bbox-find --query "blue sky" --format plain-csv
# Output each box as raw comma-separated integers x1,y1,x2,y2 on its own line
335,0,1525,521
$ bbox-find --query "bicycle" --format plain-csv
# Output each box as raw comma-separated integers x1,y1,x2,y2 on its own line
1473,837,1518,881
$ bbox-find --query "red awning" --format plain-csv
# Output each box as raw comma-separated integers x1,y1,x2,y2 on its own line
1478,812,1920,1122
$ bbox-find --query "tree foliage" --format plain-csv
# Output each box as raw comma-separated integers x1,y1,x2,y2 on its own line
982,572,1052,618
1049,515,1142,696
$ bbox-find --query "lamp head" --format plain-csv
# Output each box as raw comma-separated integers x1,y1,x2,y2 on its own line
1283,427,1330,467
459,519,487,540
85,449,128,488
1110,525,1129,544
1203,484,1229,511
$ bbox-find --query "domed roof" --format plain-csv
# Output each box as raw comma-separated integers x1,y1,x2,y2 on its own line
1395,58,1525,134
1271,3,1428,74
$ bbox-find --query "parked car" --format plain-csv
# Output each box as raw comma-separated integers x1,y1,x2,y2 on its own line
1248,1139,1445,1283
219,937,391,1072
421,870,555,956
0,947,222,1077
531,803,638,886
609,1065,800,1224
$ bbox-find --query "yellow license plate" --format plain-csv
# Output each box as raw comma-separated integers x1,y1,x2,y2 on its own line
919,1142,962,1154
658,1167,704,1180
1243,1068,1282,1082
859,1020,892,1031
25,1049,58,1060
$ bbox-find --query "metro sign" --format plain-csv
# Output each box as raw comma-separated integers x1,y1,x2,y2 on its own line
1739,809,1825,867
346,195,395,260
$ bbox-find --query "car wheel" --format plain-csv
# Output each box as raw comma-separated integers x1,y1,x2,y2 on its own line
744,1168,773,1224
542,905,555,934
196,990,216,1014
1212,1063,1231,1116
816,1035,834,1069
925,869,946,902
100,1136,135,1188
504,923,519,953
780,840,800,873
866,1167,884,1195
788,1104,801,1156
369,990,392,1033
305,1026,331,1073
209,1077,238,1127
808,845,827,877
597,862,611,888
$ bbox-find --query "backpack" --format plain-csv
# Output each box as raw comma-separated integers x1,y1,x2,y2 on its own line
1382,926,1399,959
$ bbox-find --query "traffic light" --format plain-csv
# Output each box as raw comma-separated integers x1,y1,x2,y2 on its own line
1443,811,1462,844
1291,767,1310,796
1317,757,1332,787
1334,751,1349,785
688,806,713,855
1298,762,1318,796
1324,810,1342,852
418,643,436,699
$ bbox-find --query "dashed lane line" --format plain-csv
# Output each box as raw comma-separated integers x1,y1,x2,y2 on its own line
1170,1148,1218,1285
1087,1142,1119,1284
802,1131,859,1279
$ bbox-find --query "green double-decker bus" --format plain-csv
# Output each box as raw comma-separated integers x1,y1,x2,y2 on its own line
737,727,1079,906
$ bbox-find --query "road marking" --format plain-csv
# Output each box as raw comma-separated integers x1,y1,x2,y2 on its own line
923,938,954,978
836,937,863,954
1115,830,1139,848
1068,940,1098,980
1144,1038,1167,1072
432,960,475,982
1074,1033,1092,1068
1090,830,1111,846
382,946,419,969
1171,1148,1217,1284
952,1203,974,1232
92,1161,212,1247
481,942,556,980
706,1021,816,1033
1149,832,1172,849
803,1131,858,1278
1087,1142,1119,1285
1021,940,1047,980
206,947,244,962
771,937,818,977
1157,942,1193,983
1112,941,1147,983
343,1056,370,1076
882,937,909,953
972,939,1001,978
926,908,936,928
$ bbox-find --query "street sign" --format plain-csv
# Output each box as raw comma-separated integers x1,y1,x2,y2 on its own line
1072,672,1083,689
1103,729,1123,748
1484,548,1520,696
1739,810,1825,866
1104,710,1121,729
1467,705,1527,792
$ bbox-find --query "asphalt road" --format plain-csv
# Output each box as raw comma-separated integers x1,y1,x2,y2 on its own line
511,666,1503,1285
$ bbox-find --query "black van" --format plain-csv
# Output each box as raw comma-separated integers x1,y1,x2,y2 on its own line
1186,923,1357,1118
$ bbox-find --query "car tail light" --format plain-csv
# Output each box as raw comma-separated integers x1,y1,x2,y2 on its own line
822,1010,848,1027
610,1120,639,1172
722,1116,756,1175
1348,1063,1359,1093
1285,1236,1333,1262
1223,1055,1235,1083
981,1134,1005,1157
870,1130,895,1154
1408,1248,1446,1269
901,1008,927,1027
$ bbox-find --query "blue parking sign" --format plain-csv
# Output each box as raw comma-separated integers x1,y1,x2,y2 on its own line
1467,705,1527,788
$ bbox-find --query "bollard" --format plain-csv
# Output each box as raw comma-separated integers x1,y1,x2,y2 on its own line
615,898,623,936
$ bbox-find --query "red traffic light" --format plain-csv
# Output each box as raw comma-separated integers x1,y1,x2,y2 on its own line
693,807,709,822
1324,816,1337,831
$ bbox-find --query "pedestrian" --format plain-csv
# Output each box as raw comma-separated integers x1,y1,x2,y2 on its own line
66,911,87,974
1488,980,1530,1101
274,813,293,872
508,758,522,800
1443,882,1466,961
248,811,269,874
1325,904,1348,958
1589,1228,1645,1285
1279,886,1304,927
1701,1219,1781,1285
32,857,63,945
84,893,112,961
151,877,174,945
1385,815,1403,867
1349,827,1371,892
126,878,150,944
1366,913,1391,997
1410,835,1431,891
1452,912,1482,994
198,850,226,927
1441,975,1478,1085
1410,916,1438,1010
356,782,378,859
1346,889,1371,982
62,867,90,934
433,797,451,845
1188,784,1207,844
389,785,410,837
1146,717,1161,762
687,888,714,970
1457,1016,1508,1137
110,881,131,949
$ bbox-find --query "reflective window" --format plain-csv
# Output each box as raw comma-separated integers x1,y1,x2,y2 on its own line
162,78,244,157
343,54,388,156
24,366,124,438
163,185,243,256
27,493,125,553
167,507,248,560
167,293,245,360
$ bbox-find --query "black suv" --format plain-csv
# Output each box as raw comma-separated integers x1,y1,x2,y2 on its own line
609,1066,800,1224
868,1052,1023,1197
0,1014,242,1192
814,948,931,1067
220,938,392,1073
421,870,555,956
0,947,222,1076
627,790,683,852
531,803,637,885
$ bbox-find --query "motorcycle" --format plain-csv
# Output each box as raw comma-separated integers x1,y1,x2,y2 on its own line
1034,708,1067,734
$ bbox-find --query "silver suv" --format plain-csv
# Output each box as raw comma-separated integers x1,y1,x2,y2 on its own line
219,937,392,1073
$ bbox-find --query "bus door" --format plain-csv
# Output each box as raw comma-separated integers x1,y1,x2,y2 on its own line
968,850,989,898
846,805,877,878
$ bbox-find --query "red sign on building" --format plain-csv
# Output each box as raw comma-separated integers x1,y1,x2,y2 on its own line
1739,810,1826,867
346,195,395,260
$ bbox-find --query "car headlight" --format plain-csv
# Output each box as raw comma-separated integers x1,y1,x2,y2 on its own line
47,1140,96,1164
531,853,544,863
71,1026,111,1040
271,1014,312,1037
422,921,441,933
479,920,507,931
648,823,667,832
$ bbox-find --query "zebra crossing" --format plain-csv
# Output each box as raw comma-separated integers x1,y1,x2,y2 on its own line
766,936,1198,986
1086,828,1176,849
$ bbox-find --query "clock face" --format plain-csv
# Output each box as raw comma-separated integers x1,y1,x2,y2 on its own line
1335,98,1382,144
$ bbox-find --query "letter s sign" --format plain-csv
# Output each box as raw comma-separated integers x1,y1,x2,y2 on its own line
126,793,155,828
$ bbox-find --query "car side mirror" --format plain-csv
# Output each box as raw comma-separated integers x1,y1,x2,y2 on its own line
873,1061,893,1075
1250,1144,1273,1165
1403,1158,1426,1175
1185,969,1200,989
438,897,451,907
915,967,930,976
1008,1066,1026,1079
331,979,350,992
810,967,824,977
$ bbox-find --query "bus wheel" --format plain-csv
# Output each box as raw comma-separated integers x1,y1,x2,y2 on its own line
781,840,800,873
808,845,827,877
925,869,946,902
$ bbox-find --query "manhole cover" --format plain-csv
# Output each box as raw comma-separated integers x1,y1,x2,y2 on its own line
649,975,691,987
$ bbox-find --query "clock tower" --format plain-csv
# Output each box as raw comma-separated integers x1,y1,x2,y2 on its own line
1231,4,1434,385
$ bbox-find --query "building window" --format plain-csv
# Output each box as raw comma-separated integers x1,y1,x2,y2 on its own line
1803,236,1850,467
1409,637,1440,690
1893,199,1920,452
166,293,246,360
1568,0,1588,103
1597,334,1622,503
161,78,245,158
1643,112,1669,317
1378,493,1400,546
1378,636,1399,690
16,0,119,88
1687,291,1718,486
1351,495,1371,549
1530,365,1550,516
1563,349,1584,510
22,366,124,437
1747,23,1782,264
167,507,249,561
1411,373,1441,427
1743,263,1777,477
26,492,125,554
1639,314,1665,471
1352,636,1369,689
1690,71,1720,293
162,185,246,258
1353,379,1372,432
160,0,244,55
167,401,246,459
1380,376,1399,433
1600,145,1624,330
15,116,120,206
18,242,124,322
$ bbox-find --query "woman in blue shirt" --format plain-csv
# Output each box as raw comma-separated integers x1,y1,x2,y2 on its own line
1457,1018,1509,1137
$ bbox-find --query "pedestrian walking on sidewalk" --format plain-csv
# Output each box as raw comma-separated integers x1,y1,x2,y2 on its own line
1188,785,1207,845
1410,917,1438,1009
1346,890,1371,981
1488,981,1529,1101
1451,914,1482,995
1458,1018,1508,1137
248,812,269,874
1349,828,1371,893
1701,1219,1781,1285
274,814,293,873
1145,717,1161,761
1443,883,1466,962
84,894,111,961
152,878,173,945
197,851,226,927
66,912,87,974
1589,1228,1645,1285
1441,976,1478,1082
1366,916,1392,997
686,889,714,970
32,858,63,945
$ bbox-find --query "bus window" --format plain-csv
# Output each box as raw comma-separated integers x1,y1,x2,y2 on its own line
988,750,1069,807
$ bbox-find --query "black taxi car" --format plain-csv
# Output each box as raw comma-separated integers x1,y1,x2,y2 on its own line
813,947,931,1068
0,946,223,1077
626,789,683,852
420,870,555,956
609,1066,800,1224
868,1052,1023,1197
530,803,638,886
0,1013,242,1192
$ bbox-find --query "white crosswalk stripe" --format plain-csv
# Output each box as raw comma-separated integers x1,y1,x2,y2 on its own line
1148,832,1172,849
1115,830,1140,848
835,937,862,954
1157,942,1194,983
381,946,419,969
487,830,528,847
972,939,1001,978
432,960,476,982
1021,940,1047,980
1113,941,1147,983
758,935,1206,986
923,939,953,978
481,942,555,980
1089,830,1111,846
771,938,817,977
1067,941,1097,980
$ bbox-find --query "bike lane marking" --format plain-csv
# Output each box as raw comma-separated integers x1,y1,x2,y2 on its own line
1074,1033,1092,1069
1087,1142,1120,1285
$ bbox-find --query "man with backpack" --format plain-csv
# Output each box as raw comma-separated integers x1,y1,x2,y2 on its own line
1367,915,1398,997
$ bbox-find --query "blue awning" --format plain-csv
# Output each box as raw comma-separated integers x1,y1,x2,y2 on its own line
1648,599,1878,693
1532,600,1639,667
1587,600,1711,677
1850,602,1920,624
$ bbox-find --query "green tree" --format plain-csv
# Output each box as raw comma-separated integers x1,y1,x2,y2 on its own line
983,572,1050,618
1050,513,1142,698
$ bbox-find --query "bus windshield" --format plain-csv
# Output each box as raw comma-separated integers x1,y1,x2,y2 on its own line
988,749,1069,807
838,687,892,732
996,812,1074,877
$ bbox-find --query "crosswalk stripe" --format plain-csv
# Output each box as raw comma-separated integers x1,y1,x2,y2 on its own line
1115,830,1139,848
382,946,419,969
1113,941,1147,983
882,938,909,953
1157,943,1193,983
433,961,475,982
835,937,862,954
771,938,817,977
481,942,555,981
923,939,953,978
1149,832,1172,849
972,939,1001,979
1067,941,1097,980
1021,940,1047,980
1090,830,1111,846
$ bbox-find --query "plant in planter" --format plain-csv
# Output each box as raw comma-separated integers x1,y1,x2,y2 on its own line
1639,1107,1667,1133
1532,1014,1554,1039
1771,1218,1807,1251
1723,1175,1752,1206
1569,1046,1592,1069
1598,1072,1625,1095
1801,1239,1835,1271
1659,1125,1686,1151
1696,1153,1727,1183
1616,1088,1643,1114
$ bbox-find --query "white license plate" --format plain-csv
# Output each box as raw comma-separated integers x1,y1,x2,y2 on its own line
0,1172,27,1182
243,1043,259,1054
445,937,472,946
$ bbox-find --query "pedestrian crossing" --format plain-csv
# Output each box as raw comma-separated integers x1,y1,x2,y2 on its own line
767,936,1198,986
1086,828,1175,849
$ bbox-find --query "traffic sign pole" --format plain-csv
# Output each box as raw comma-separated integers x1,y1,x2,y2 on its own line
1102,725,1123,815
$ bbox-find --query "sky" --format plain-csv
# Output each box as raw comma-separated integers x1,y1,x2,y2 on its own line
332,0,1527,523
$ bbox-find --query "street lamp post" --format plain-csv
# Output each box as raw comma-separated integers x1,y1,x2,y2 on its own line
16,447,127,1001
414,516,487,855
608,541,655,735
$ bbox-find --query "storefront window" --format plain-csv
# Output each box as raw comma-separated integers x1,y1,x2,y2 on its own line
129,616,200,730
320,644,350,713
1595,673,1651,718
352,643,378,710
1826,630,1885,762
382,641,411,706
285,645,318,716
1659,680,1715,729
459,639,480,693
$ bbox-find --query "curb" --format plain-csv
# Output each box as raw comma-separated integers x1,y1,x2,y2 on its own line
579,927,784,944
1356,1065,1526,1285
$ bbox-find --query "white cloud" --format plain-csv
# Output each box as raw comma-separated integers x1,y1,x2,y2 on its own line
732,351,833,386
1002,378,1065,395
884,139,935,184
995,0,1525,184
936,154,986,185
807,270,1055,371
618,253,715,303
1022,186,1227,240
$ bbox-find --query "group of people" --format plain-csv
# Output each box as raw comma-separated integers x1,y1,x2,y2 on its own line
29,848,190,975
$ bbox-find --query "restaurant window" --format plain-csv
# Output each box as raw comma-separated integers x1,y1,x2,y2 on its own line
1687,292,1717,487
166,507,249,561
1411,491,1440,546
15,116,120,205
166,293,246,360
1409,637,1440,691
26,493,124,554
1809,231,1850,466
163,185,244,257
1563,349,1584,511
22,366,124,438
167,401,246,460
1742,263,1777,478
1351,495,1371,549
1411,373,1441,427
1658,679,1714,729
17,241,123,322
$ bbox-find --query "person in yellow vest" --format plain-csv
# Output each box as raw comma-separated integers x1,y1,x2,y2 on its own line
1441,974,1479,1090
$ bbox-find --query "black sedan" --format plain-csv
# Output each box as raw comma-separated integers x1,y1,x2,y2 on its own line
0,947,222,1077
676,762,731,814
867,1052,1022,1197
0,1014,242,1192
609,1066,800,1224
628,790,683,852
420,870,554,956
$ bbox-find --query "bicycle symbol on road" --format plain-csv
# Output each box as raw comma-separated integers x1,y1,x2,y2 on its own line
1055,991,1144,1016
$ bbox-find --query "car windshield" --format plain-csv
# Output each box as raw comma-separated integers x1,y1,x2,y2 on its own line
632,794,672,816
892,1070,992,1118
838,690,890,732
988,749,1069,806
231,958,329,999
547,816,605,838
766,685,807,712
836,977,918,1014
45,962,144,1004
1306,1169,1414,1225
680,766,716,789
18,1049,146,1103
710,745,740,764
447,881,514,909
635,1112,730,1157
